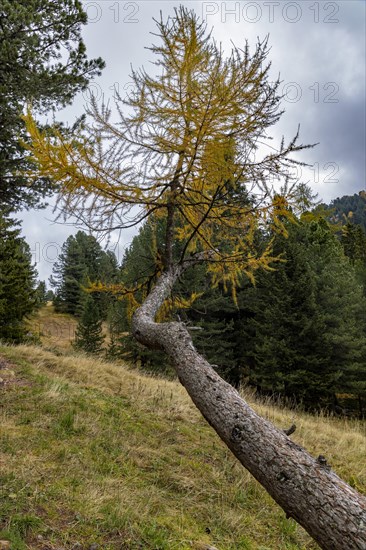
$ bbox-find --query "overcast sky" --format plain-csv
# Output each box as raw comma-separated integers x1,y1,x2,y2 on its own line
21,0,366,282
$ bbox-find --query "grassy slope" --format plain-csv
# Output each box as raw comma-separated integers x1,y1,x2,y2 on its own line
0,314,365,549
26,303,112,353
26,303,78,352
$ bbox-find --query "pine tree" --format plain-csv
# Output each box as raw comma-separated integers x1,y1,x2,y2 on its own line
34,280,48,308
50,231,119,316
105,298,129,360
1,0,104,211
183,276,240,386
50,234,87,315
341,222,366,263
248,219,366,411
0,211,37,342
73,296,105,354
340,222,366,297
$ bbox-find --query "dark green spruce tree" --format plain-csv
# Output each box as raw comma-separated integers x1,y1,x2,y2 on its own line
73,295,105,354
341,222,366,262
0,211,37,342
50,233,87,315
178,265,240,386
246,219,366,411
341,222,366,296
34,280,48,308
50,231,119,316
0,0,104,211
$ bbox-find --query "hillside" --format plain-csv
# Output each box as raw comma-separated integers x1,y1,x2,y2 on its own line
26,303,78,351
322,191,366,231
1,342,365,550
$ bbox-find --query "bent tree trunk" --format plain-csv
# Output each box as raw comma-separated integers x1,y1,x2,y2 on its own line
132,267,366,550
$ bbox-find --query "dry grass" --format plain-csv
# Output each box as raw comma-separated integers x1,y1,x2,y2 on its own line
1,341,365,550
26,303,114,352
26,303,78,351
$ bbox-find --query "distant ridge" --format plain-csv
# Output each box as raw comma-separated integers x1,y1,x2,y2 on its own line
321,190,366,231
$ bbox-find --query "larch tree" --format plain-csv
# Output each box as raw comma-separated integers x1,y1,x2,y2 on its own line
23,7,366,549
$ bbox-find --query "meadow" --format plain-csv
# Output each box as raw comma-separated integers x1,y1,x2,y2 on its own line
0,307,365,549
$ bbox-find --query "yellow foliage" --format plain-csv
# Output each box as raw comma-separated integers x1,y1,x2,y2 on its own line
157,292,203,322
22,7,311,306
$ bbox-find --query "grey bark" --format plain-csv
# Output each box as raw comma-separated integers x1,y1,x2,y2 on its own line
132,265,366,550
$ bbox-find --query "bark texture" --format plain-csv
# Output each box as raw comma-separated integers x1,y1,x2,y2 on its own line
132,267,366,550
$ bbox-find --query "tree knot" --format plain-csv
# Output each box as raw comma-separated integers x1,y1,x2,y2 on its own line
316,455,331,470
231,425,244,442
283,424,296,436
277,471,290,483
